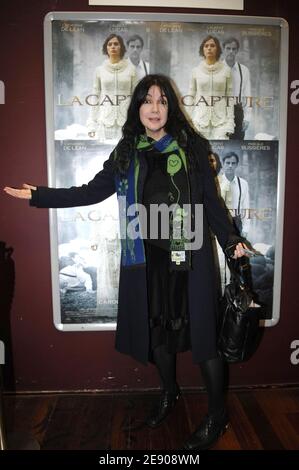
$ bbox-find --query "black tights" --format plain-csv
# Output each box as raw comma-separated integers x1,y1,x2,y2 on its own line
152,344,177,394
153,345,225,414
199,356,225,416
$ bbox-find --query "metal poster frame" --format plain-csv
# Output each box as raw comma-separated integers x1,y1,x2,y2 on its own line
43,12,288,331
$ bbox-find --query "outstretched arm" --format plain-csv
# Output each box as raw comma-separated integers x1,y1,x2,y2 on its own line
3,151,116,208
4,183,36,199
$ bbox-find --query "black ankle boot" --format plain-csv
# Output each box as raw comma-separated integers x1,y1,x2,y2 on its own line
183,409,229,450
146,387,181,428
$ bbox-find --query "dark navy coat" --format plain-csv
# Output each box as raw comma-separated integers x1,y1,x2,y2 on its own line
30,138,238,364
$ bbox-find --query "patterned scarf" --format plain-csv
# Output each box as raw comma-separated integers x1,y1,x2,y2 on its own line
116,134,191,269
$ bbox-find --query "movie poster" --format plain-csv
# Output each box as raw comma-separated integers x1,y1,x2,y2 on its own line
44,13,287,329
54,141,120,325
52,20,280,141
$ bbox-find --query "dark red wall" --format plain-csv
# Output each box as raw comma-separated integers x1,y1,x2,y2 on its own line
0,0,298,392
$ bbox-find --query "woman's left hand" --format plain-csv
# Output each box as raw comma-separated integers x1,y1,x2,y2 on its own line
233,242,250,259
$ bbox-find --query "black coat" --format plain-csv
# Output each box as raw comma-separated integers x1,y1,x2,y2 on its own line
30,137,239,365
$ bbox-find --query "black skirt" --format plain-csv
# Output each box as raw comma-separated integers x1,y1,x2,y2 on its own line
145,242,191,354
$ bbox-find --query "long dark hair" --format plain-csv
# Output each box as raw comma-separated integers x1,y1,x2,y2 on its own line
114,74,208,173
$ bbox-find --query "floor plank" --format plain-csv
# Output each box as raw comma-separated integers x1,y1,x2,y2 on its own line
2,387,299,450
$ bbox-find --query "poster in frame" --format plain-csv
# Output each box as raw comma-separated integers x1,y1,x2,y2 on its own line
43,11,288,331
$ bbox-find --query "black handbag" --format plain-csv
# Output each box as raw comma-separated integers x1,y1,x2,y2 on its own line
217,255,262,363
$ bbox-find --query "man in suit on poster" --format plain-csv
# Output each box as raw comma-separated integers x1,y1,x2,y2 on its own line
223,37,252,140
126,34,150,81
218,151,250,238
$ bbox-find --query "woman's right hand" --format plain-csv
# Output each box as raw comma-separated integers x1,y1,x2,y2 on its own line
3,183,36,200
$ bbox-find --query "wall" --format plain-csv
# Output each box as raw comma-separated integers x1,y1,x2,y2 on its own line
0,0,298,392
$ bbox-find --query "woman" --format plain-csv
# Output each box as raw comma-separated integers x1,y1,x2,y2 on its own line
87,33,138,142
4,74,248,450
188,35,235,140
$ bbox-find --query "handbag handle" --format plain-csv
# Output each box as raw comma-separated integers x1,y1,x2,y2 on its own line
224,243,252,289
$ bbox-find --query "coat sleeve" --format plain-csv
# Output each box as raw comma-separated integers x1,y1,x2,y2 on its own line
201,145,242,251
30,151,116,209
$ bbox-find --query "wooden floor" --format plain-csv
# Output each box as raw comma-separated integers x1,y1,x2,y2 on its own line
2,386,299,450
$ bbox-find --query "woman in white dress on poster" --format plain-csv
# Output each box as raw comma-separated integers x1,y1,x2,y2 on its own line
87,33,138,143
188,35,235,140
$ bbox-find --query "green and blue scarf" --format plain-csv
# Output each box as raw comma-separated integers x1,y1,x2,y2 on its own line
115,134,191,269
